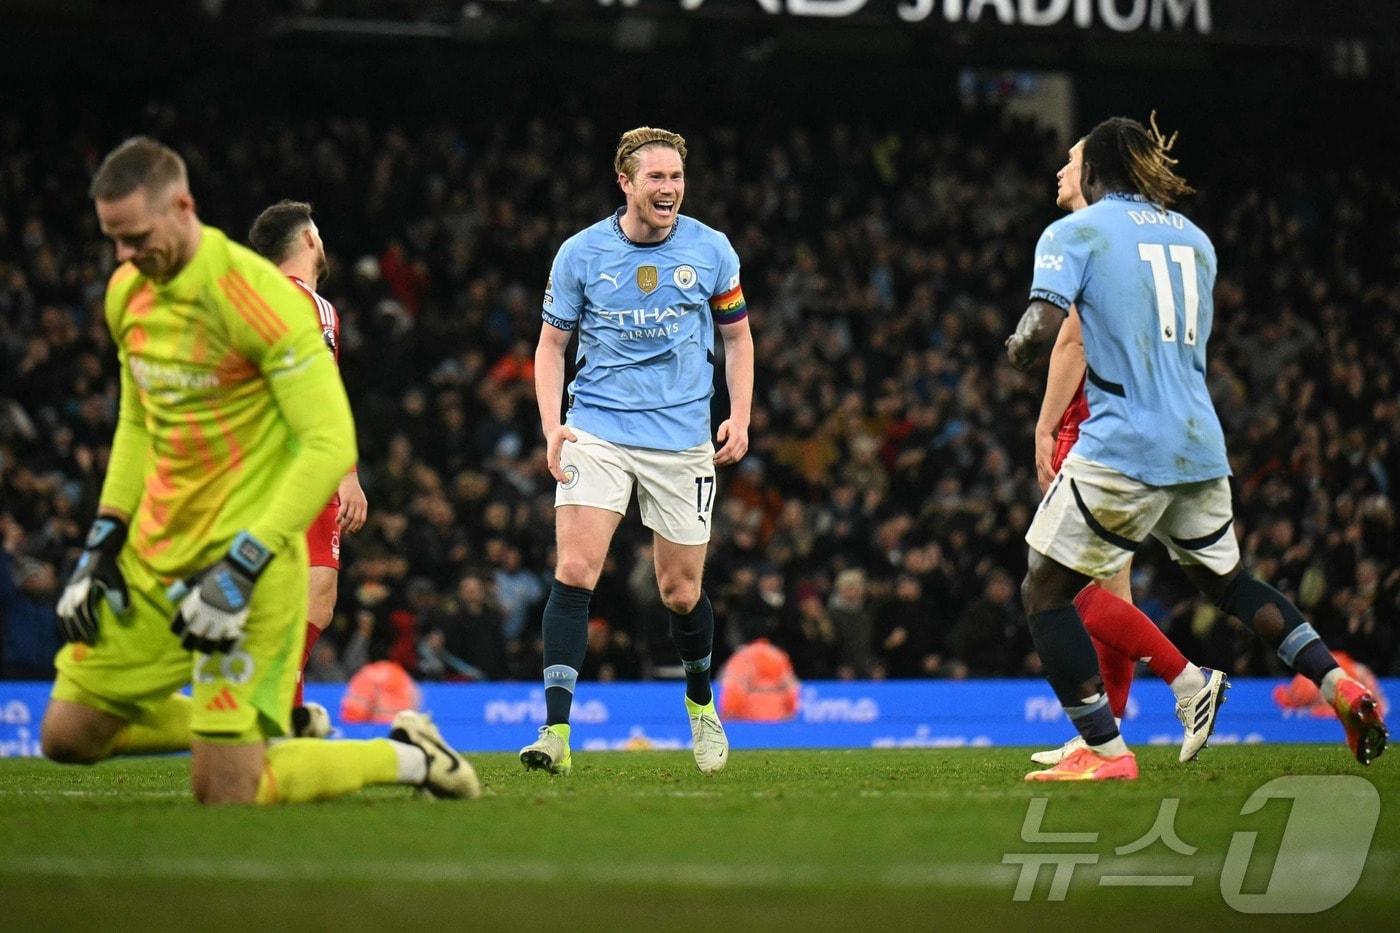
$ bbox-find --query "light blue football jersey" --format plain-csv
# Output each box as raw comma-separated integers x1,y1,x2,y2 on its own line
1029,192,1230,485
542,209,747,451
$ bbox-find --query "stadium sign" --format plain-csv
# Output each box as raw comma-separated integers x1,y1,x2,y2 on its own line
891,0,1209,32
559,0,1214,33
281,0,1388,49
665,0,1211,32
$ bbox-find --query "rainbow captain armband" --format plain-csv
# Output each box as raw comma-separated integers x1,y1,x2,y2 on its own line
709,283,748,325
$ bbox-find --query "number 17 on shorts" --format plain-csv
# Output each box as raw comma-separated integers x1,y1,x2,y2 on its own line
695,476,714,527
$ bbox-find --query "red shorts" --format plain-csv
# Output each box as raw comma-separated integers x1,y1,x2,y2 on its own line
1050,431,1078,476
307,498,341,570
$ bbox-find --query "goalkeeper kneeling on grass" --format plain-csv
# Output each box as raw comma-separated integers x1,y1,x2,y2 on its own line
42,136,478,804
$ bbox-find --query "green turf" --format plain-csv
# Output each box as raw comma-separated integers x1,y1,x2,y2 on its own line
0,746,1394,930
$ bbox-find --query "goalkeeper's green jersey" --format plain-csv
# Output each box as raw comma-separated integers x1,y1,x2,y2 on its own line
100,225,356,579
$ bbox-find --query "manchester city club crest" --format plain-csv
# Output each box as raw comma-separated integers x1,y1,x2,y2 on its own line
673,264,697,289
637,265,659,294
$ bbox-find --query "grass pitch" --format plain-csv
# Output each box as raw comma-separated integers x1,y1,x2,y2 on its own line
1,746,1394,930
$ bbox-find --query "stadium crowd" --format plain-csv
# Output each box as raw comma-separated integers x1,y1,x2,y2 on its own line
3,102,1398,685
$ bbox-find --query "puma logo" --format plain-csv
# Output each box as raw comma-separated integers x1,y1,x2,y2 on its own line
596,272,620,288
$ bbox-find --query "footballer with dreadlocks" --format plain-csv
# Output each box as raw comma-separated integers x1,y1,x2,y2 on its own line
1006,114,1386,780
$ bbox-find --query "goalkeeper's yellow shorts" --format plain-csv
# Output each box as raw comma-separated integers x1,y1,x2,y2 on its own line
52,542,308,743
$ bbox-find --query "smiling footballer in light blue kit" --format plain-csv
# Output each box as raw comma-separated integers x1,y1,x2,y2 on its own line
544,206,746,452
522,126,753,780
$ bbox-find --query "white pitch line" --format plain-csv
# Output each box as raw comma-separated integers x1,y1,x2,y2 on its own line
2,853,1394,893
0,856,1016,890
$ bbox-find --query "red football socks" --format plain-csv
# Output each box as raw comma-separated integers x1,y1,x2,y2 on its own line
1076,583,1189,716
1090,629,1137,718
294,623,324,708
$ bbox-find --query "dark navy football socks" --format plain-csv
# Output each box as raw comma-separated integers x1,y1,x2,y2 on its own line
1028,605,1120,746
542,579,592,725
669,590,715,706
1218,572,1340,684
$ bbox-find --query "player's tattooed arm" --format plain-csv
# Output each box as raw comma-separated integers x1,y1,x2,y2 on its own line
1005,299,1068,372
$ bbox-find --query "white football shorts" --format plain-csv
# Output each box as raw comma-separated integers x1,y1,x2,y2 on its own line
1026,453,1240,579
555,427,716,546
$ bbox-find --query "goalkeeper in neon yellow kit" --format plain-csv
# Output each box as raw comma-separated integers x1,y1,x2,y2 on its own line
44,137,479,804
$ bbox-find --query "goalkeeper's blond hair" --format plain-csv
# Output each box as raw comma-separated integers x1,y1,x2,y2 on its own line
614,127,688,181
89,136,188,202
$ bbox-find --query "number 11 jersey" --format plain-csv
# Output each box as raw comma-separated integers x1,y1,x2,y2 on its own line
1029,192,1229,486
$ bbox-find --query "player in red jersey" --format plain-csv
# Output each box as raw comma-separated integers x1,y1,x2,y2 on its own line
1029,140,1227,767
250,201,368,737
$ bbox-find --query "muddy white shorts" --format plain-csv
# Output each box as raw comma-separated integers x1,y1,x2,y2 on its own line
1025,453,1239,579
556,428,716,546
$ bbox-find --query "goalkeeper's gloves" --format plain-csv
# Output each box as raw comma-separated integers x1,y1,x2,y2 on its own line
56,516,130,644
167,531,274,654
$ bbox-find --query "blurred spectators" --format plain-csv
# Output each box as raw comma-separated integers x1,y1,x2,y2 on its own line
580,617,642,683
0,515,62,678
418,573,507,681
946,570,1030,678
829,569,875,680
2,98,1398,685
877,574,943,679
